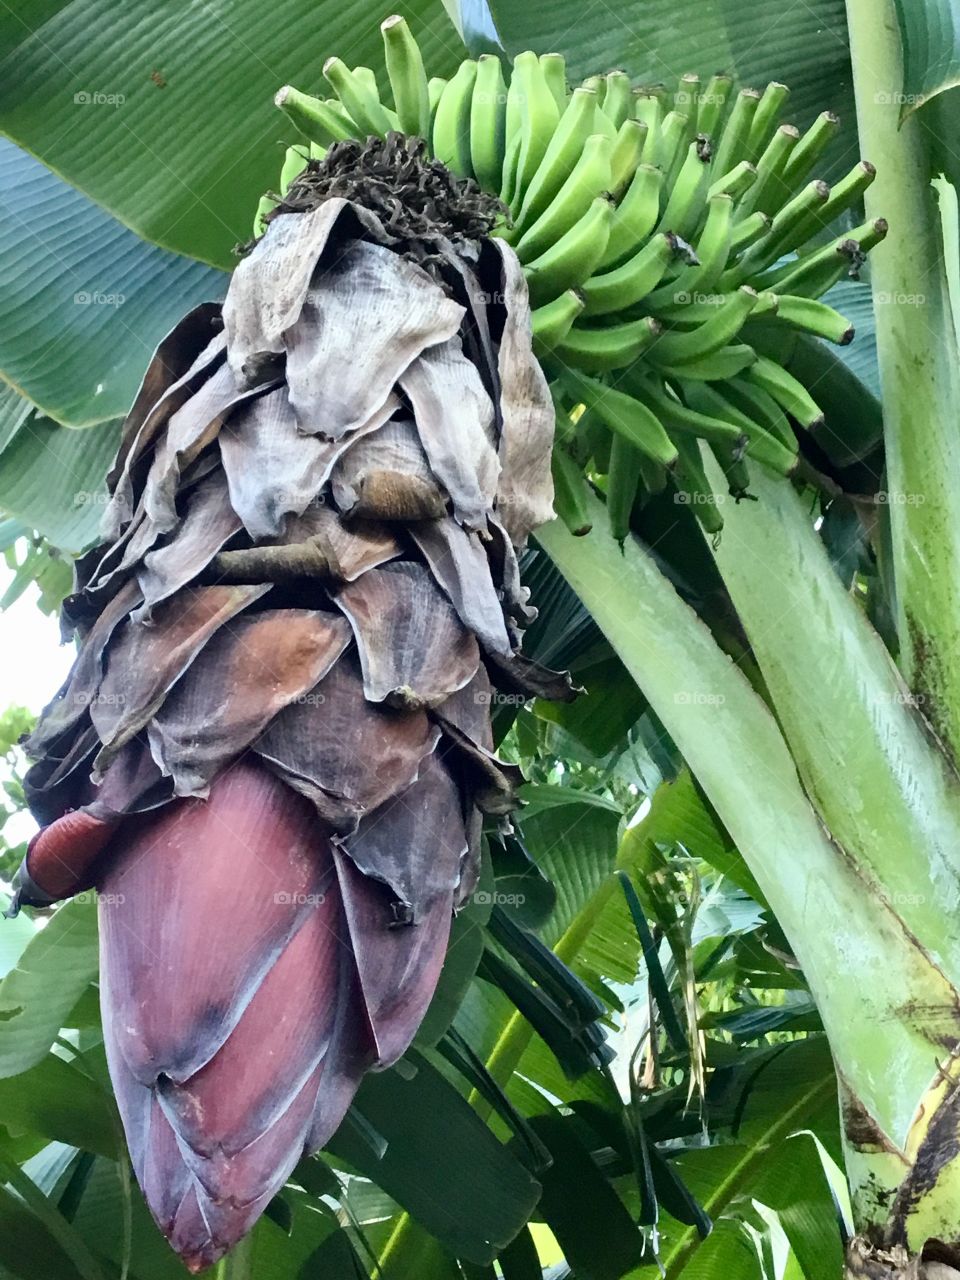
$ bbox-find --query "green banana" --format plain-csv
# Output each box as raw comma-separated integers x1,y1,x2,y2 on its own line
710,439,753,500
647,287,760,367
513,87,599,233
647,196,733,315
274,86,359,145
632,374,747,449
657,110,692,180
632,90,662,140
252,194,275,238
685,382,797,473
433,59,477,178
323,56,396,137
746,81,789,159
525,197,615,306
729,210,771,254
766,295,855,344
736,123,800,219
610,118,647,194
541,53,568,112
606,433,644,543
658,139,713,238
552,445,594,535
781,110,841,186
658,343,758,381
531,290,586,353
508,51,562,208
581,74,605,103
562,370,679,469
675,73,701,114
470,55,508,191
428,76,447,119
704,377,793,448
279,144,309,195
516,134,614,262
598,164,664,269
707,159,757,202
381,14,431,138
727,179,830,281
554,315,662,371
673,435,725,537
813,160,877,228
603,71,633,128
745,355,825,429
710,88,761,184
582,233,682,315
696,73,733,137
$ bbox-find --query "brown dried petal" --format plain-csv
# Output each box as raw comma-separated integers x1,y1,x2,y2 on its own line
399,335,500,531
331,417,445,521
253,651,440,825
149,611,352,796
91,584,270,772
135,469,242,618
219,385,399,540
335,561,480,708
409,518,512,657
283,240,463,439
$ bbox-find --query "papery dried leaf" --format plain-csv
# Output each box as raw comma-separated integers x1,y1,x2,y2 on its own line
254,651,440,827
140,363,273,536
224,199,396,383
278,505,400,581
432,669,524,816
105,327,227,542
219,385,399,539
330,416,446,521
487,240,555,545
91,584,270,771
284,240,463,439
400,335,500,531
409,518,513,657
136,470,242,617
335,561,479,707
149,611,351,795
25,579,142,760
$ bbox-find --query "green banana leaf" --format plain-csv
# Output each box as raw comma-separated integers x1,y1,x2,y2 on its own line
892,0,960,114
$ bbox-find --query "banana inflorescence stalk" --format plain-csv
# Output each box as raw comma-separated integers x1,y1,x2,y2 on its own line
271,19,882,538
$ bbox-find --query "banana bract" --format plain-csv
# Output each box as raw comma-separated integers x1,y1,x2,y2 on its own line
273,15,885,541
13,155,574,1268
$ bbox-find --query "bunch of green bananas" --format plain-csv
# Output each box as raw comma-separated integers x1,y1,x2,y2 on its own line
265,15,884,542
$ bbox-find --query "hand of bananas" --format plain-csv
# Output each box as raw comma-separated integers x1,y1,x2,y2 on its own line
267,15,884,542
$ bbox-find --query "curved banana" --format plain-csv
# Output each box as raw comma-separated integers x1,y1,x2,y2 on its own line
768,295,855,344
516,134,614,262
729,210,771,254
696,73,732,137
707,159,757,203
648,286,760,367
658,139,713,238
746,81,789,159
524,197,615,306
727,179,830,282
275,86,359,145
673,435,725,536
633,374,747,449
611,118,647,195
710,88,761,184
606,433,644,543
554,315,662,371
782,110,841,186
658,343,758,382
602,71,633,128
632,89,662,140
598,164,664,269
541,53,568,112
531,290,586,354
582,233,682,316
736,124,800,219
513,86,599,234
323,56,395,137
470,54,508,191
381,14,431,138
508,51,562,209
433,59,477,178
561,370,679,468
745,355,825,429
683,382,797,473
648,193,733,311
722,377,794,447
552,445,593,535
815,160,877,228
657,109,692,182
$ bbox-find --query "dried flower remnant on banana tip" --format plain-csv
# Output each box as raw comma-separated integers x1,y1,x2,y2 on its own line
9,131,571,1271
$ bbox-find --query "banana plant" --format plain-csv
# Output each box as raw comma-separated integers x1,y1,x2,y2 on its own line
0,0,958,1277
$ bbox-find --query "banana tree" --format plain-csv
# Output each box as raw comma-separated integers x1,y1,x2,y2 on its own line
0,0,959,1276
